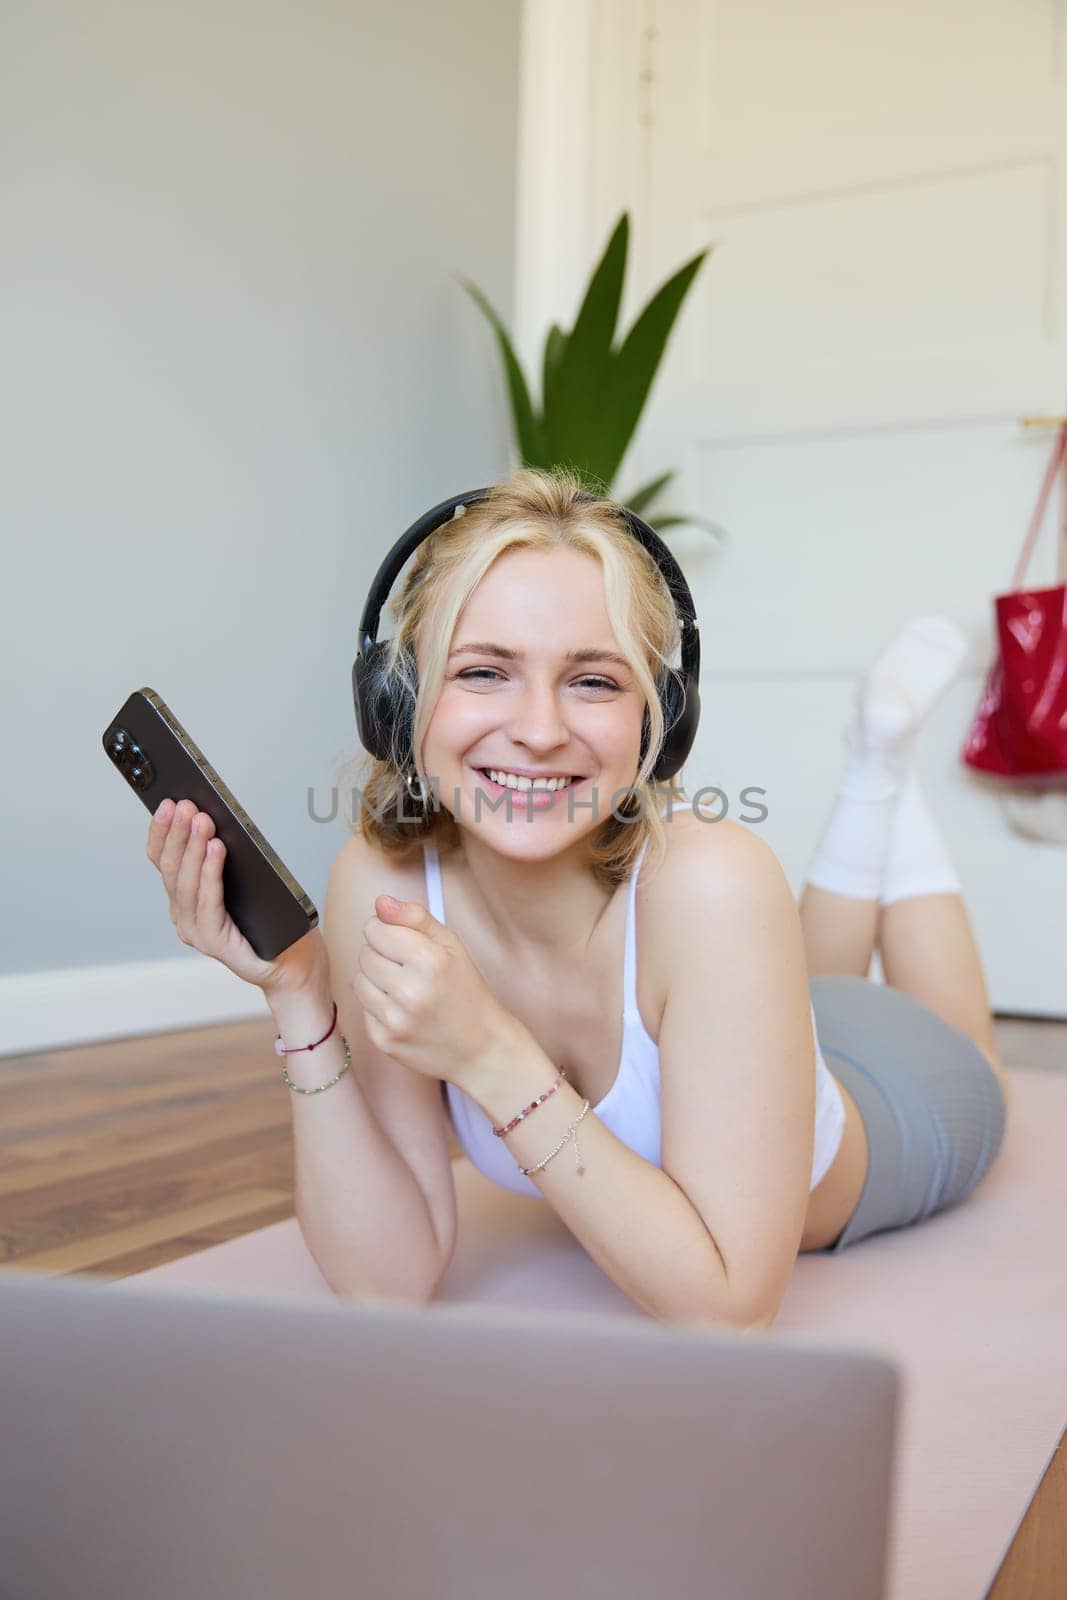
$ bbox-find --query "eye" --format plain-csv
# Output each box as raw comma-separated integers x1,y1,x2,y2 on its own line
455,668,619,691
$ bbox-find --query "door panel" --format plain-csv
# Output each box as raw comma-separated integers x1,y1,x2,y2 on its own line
603,0,1067,1012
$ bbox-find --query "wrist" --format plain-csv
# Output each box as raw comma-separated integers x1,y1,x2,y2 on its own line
266,980,336,1044
455,1016,552,1110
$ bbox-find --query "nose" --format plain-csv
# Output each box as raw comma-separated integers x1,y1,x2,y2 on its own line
508,676,571,752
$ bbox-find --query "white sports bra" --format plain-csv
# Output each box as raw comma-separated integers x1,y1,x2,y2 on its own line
426,812,846,1199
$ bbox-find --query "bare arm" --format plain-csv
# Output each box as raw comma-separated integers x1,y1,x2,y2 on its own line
145,797,451,1305
458,823,813,1331
272,979,447,1305
281,836,458,1304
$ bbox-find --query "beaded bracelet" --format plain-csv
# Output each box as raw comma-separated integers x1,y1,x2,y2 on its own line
281,1033,352,1095
491,1064,567,1137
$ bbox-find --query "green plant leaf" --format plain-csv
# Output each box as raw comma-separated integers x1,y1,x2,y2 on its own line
569,463,612,496
624,470,676,516
543,213,630,471
460,278,545,464
594,248,710,486
541,323,567,422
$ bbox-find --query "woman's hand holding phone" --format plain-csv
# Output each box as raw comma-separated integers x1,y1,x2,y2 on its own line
147,797,327,997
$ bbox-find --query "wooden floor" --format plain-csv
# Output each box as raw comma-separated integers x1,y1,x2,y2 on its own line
1,1010,1064,1597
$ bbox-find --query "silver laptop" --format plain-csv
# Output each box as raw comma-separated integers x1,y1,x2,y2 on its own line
0,1267,899,1599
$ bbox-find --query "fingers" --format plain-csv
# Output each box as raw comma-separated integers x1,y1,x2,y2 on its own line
146,797,175,868
173,805,209,940
157,798,193,894
352,969,401,1035
362,913,435,964
359,939,410,993
361,913,404,954
147,799,222,943
195,814,227,937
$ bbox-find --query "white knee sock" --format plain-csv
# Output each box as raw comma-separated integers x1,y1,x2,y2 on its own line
880,767,962,906
804,705,913,900
804,617,968,902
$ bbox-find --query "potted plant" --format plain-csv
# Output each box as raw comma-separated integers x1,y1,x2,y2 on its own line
461,211,720,538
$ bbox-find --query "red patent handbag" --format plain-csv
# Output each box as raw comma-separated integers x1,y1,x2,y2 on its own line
961,422,1067,782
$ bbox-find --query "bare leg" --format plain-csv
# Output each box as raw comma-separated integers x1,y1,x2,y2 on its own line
798,617,1009,1104
799,884,878,979
799,882,1011,1112
877,892,1012,1110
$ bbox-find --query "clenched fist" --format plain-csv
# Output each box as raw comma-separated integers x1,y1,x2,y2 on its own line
354,894,521,1089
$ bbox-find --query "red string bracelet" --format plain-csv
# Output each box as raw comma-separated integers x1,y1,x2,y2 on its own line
274,1001,338,1057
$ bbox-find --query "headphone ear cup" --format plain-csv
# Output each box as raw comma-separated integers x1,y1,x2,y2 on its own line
353,641,417,767
639,675,685,774
654,673,686,775
649,672,700,782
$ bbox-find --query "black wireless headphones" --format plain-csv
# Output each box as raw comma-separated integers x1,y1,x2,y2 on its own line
352,486,701,784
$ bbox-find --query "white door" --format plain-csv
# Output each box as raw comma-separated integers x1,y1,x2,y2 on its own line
519,0,1067,1015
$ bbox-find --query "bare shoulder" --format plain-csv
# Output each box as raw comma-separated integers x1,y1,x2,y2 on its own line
323,832,439,1013
653,809,786,896
326,829,430,917
647,811,795,970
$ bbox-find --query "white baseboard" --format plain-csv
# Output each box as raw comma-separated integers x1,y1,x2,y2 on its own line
0,957,268,1058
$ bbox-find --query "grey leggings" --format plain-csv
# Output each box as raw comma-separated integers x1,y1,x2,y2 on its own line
808,974,1007,1253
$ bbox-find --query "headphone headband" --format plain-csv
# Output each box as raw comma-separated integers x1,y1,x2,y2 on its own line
356,490,493,659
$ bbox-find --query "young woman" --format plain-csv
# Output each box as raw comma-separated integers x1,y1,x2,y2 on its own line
146,468,1010,1330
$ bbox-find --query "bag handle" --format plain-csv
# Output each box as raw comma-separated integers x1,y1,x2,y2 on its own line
1011,421,1067,590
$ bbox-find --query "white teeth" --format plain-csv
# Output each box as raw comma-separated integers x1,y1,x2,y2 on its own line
485,768,574,791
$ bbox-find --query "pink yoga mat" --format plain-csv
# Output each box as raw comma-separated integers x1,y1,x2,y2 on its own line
128,1067,1067,1600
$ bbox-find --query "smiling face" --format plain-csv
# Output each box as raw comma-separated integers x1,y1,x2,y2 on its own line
419,546,647,853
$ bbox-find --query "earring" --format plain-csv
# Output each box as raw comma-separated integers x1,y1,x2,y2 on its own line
404,768,430,807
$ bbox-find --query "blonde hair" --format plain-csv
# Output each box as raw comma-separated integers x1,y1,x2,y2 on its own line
333,465,691,892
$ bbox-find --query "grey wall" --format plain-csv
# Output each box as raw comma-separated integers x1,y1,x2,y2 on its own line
2,0,521,976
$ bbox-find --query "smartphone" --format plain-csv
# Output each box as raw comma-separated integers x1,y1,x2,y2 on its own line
102,688,319,961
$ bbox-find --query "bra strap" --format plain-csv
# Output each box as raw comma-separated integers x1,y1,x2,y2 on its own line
422,842,445,923
623,838,651,1017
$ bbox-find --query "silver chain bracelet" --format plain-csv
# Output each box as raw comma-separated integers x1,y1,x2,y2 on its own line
519,1098,591,1176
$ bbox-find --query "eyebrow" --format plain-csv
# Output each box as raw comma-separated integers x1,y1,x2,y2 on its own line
449,641,632,671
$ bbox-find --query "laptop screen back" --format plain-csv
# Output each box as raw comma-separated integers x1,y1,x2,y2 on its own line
0,1269,899,1600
